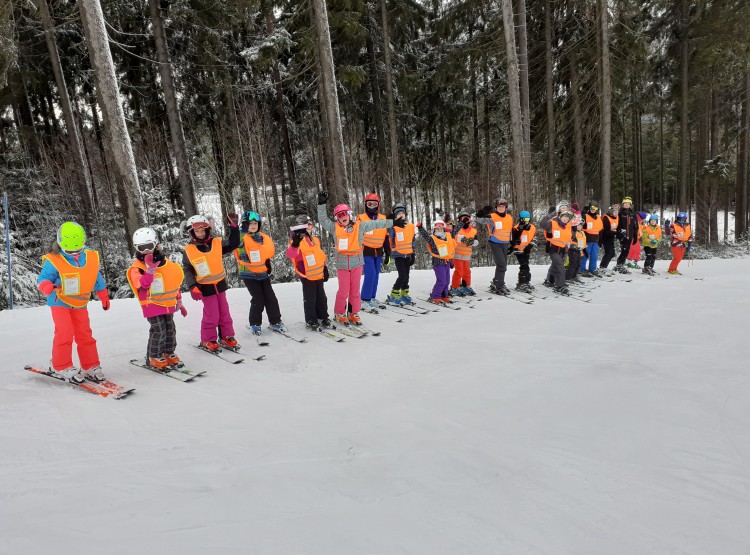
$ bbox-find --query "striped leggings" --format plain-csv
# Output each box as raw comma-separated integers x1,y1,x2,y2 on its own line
147,314,177,359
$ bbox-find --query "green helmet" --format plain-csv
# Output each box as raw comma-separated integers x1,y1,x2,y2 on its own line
57,221,86,252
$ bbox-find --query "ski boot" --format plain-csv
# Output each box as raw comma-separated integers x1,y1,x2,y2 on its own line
427,297,443,305
82,365,106,383
400,289,414,304
320,317,334,329
554,285,571,296
56,366,85,384
247,324,263,335
165,354,184,368
387,290,404,306
463,286,476,296
614,264,631,275
220,336,239,350
441,296,454,304
147,357,170,371
201,340,221,352
348,312,362,325
335,313,349,325
580,270,592,278
269,322,287,333
449,288,464,297
305,320,320,331
668,269,681,275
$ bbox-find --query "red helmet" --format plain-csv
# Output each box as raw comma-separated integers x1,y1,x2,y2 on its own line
364,193,381,204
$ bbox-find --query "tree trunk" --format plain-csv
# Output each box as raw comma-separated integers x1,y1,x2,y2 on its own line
365,17,388,197
500,0,526,209
516,0,531,183
149,0,197,216
679,0,689,210
659,92,665,220
545,0,556,204
744,55,750,236
310,0,348,200
78,0,143,248
598,0,612,209
570,57,585,205
380,0,400,197
38,0,94,220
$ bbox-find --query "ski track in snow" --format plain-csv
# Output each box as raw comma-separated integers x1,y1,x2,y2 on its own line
1,259,750,554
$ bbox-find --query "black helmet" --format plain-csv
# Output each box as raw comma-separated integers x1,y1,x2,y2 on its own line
392,203,406,215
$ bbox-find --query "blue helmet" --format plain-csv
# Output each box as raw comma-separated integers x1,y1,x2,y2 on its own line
676,212,687,221
519,210,531,220
649,214,659,222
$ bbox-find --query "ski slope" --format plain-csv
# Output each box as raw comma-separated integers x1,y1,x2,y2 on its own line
1,259,749,554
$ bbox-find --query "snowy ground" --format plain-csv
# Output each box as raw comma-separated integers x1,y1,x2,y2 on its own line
1,259,749,554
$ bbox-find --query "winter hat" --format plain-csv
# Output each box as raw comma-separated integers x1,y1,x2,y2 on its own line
637,211,647,220
571,203,581,215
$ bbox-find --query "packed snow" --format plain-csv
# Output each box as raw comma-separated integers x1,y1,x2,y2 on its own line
1,259,749,554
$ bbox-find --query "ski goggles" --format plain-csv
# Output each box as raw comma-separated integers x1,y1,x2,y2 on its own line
336,212,350,220
136,242,157,254
191,221,210,230
589,205,599,212
365,200,379,209
245,211,260,222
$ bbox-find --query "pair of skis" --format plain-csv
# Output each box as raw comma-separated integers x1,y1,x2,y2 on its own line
24,366,134,399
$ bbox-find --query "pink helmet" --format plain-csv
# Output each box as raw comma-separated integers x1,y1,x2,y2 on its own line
333,204,351,218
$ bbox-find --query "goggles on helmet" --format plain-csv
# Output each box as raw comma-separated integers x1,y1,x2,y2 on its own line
245,211,260,222
136,242,157,254
191,221,210,230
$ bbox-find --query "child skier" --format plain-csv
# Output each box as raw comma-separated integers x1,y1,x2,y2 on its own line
626,211,648,269
614,197,639,273
386,203,416,306
509,210,537,293
449,210,479,296
127,227,187,370
37,221,110,383
286,214,331,329
580,202,603,277
641,214,662,275
666,212,693,274
417,219,456,304
316,191,399,324
565,213,586,283
358,193,391,308
599,204,620,271
182,213,240,352
474,198,514,295
234,210,285,335
540,206,573,295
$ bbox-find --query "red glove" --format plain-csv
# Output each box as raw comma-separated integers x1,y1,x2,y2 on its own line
177,300,188,317
227,213,239,228
144,253,158,274
38,280,56,296
97,289,110,311
416,222,423,229
190,286,203,301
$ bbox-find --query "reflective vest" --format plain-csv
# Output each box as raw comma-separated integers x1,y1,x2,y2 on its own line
603,214,618,232
234,233,275,274
357,213,388,248
486,213,513,242
184,237,227,285
514,224,537,251
126,259,184,307
390,223,415,255
672,223,692,244
546,220,572,248
584,213,603,235
641,224,662,247
335,221,362,255
454,227,478,257
42,249,100,308
291,236,327,281
574,229,587,250
428,234,456,260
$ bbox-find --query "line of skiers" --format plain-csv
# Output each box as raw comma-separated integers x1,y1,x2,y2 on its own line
35,195,693,385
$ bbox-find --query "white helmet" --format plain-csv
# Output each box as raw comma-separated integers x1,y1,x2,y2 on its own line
133,227,159,247
187,214,211,229
433,219,446,229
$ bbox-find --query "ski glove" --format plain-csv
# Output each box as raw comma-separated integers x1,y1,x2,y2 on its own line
97,289,110,311
190,287,203,301
177,300,188,317
685,242,692,254
291,231,303,248
144,253,159,274
382,253,391,267
317,191,328,205
38,280,56,296
415,222,423,229
227,213,239,228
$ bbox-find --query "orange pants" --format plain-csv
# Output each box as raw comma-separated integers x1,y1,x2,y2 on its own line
451,259,472,288
668,246,685,272
50,306,100,371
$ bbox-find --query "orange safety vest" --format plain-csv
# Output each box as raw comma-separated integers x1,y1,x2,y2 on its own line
390,223,415,255
428,234,456,260
234,233,275,274
291,236,327,281
574,229,587,250
641,224,662,247
546,220,572,248
603,214,618,232
454,226,478,257
42,249,100,308
357,213,388,248
486,213,513,242
334,221,362,255
672,223,692,243
584,214,603,234
514,224,537,251
126,259,184,307
184,237,227,285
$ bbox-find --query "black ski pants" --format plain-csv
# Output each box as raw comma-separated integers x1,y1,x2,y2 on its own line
565,249,581,280
515,252,531,284
147,314,177,359
391,256,411,291
616,237,632,266
600,236,616,268
243,278,282,326
643,246,657,269
548,251,567,288
301,277,329,325
490,242,509,288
